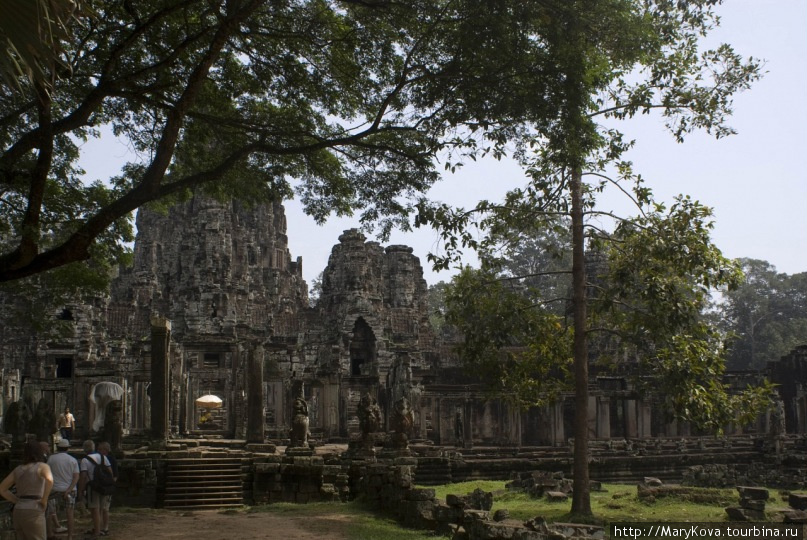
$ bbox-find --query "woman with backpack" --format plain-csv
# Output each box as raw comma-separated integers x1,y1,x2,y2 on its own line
0,439,54,540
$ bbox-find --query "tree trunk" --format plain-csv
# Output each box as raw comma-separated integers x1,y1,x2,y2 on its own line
570,166,592,516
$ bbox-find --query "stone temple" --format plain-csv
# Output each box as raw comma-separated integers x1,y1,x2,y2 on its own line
1,194,806,448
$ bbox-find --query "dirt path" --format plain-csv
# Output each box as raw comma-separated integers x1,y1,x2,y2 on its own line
68,507,353,539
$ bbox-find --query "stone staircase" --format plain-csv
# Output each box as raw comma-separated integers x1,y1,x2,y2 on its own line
161,456,248,509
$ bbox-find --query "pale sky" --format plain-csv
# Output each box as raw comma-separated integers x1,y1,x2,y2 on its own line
80,1,807,288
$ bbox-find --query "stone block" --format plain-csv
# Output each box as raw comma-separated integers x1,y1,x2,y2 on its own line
736,486,769,500
493,509,510,522
254,462,280,474
783,510,807,523
739,498,765,511
643,477,663,487
406,488,436,501
788,493,807,511
550,523,606,540
447,494,465,507
545,491,568,502
725,506,765,521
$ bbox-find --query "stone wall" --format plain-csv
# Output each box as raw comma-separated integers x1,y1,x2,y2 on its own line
683,460,807,490
252,452,349,504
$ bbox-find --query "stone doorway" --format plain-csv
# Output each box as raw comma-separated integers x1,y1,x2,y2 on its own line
349,318,376,377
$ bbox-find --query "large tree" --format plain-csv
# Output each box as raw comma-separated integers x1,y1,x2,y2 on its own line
418,0,768,516
1,0,568,284
719,259,807,370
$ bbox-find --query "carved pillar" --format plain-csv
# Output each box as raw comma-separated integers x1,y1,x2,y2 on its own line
597,397,611,439
150,317,171,440
638,400,652,438
246,344,265,443
552,402,565,446
625,399,638,438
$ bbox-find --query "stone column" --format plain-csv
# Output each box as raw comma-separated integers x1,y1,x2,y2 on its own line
625,399,638,438
246,344,265,443
597,397,611,439
638,400,652,438
463,398,473,449
150,317,171,440
551,403,565,446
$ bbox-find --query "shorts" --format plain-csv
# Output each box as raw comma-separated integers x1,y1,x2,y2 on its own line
86,489,111,511
49,491,75,514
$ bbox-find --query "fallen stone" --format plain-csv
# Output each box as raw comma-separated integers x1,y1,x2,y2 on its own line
546,491,569,502
736,486,769,501
725,506,748,521
788,493,807,511
783,510,807,524
643,477,663,487
739,498,766,511
493,509,510,522
725,506,766,521
523,517,548,533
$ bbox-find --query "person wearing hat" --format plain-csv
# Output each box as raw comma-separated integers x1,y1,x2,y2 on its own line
47,439,79,540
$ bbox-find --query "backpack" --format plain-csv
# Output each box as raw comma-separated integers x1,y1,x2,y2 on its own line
88,454,116,495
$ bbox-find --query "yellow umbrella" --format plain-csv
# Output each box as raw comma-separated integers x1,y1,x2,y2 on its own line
195,394,223,409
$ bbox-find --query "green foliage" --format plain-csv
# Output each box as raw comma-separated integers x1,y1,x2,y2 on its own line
426,281,449,334
445,267,573,408
717,259,807,370
442,198,773,430
0,0,89,92
0,0,590,284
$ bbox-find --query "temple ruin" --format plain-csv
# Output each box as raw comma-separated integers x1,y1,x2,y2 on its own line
1,194,806,449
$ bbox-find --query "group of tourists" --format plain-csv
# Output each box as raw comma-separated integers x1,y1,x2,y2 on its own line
0,407,117,540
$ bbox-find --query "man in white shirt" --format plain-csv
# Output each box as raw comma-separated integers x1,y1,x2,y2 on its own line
47,439,79,540
78,440,113,538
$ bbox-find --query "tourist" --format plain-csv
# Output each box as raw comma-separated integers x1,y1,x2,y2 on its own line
0,439,54,540
56,408,75,442
39,441,66,538
77,440,114,538
47,439,79,540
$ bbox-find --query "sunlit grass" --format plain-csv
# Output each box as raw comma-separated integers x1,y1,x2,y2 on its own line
423,481,797,524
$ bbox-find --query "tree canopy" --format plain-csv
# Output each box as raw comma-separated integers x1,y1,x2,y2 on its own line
416,0,767,516
1,0,569,284
717,259,807,370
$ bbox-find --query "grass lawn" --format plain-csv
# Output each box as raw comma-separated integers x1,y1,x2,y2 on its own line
428,481,799,524
210,483,803,540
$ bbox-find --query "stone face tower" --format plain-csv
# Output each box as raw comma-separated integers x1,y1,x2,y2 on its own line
111,197,308,339
106,196,309,437
309,229,438,437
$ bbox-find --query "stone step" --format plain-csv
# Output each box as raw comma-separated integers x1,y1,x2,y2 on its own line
161,457,245,509
166,485,243,492
162,503,244,510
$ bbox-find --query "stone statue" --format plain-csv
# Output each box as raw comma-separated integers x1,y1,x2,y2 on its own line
357,392,381,446
390,397,414,448
103,400,124,453
289,395,310,448
770,399,786,438
30,398,55,442
3,401,31,442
